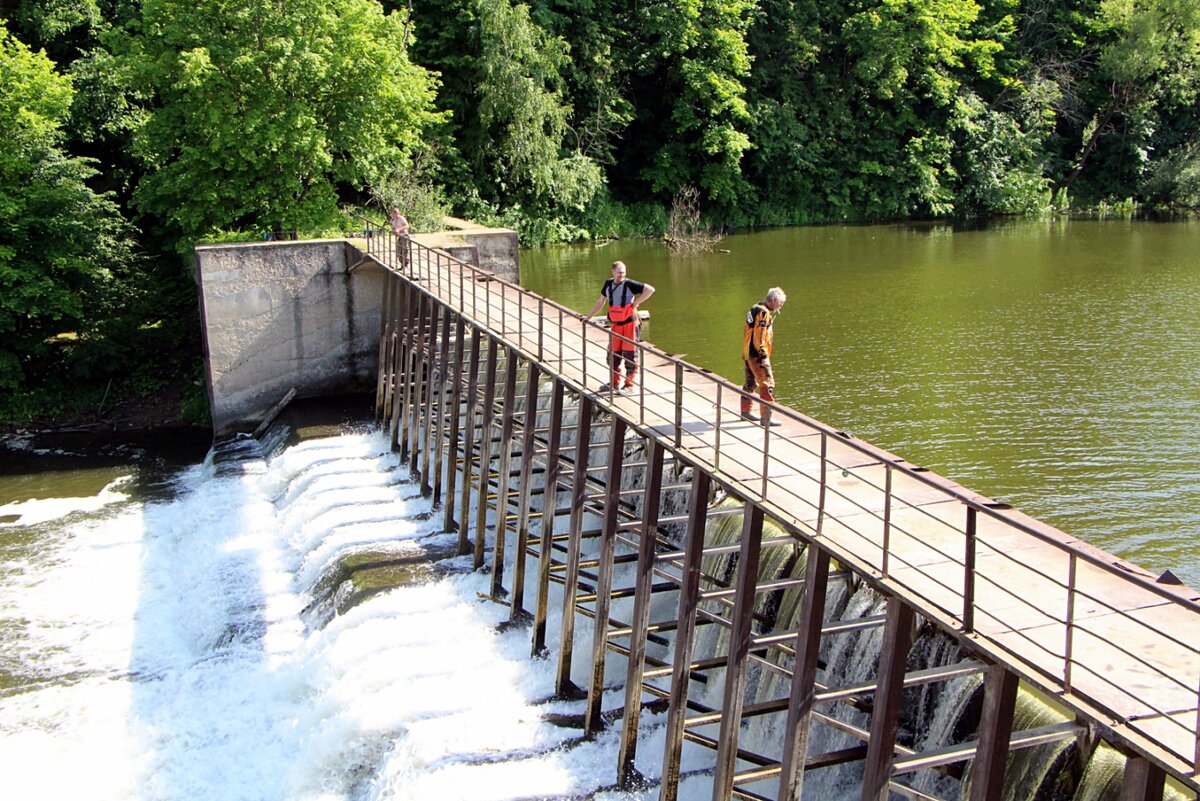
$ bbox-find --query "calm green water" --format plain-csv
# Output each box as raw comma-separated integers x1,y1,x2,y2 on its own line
521,218,1200,588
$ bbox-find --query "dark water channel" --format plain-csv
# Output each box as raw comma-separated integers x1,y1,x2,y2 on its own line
521,218,1200,588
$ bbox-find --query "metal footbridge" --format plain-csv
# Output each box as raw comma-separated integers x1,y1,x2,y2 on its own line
364,229,1199,801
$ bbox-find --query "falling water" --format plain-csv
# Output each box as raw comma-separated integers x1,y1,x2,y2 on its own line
0,426,651,801
1,415,1178,801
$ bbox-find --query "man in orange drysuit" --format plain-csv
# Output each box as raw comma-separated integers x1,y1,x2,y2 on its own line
741,287,787,425
585,260,656,392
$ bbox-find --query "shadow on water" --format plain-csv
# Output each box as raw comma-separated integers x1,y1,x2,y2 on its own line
0,427,213,507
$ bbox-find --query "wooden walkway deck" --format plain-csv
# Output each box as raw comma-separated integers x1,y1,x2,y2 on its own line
369,232,1199,794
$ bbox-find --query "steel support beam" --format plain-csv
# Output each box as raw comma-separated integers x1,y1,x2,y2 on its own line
532,379,566,654
861,597,915,800
969,663,1019,801
556,394,594,696
659,468,712,801
713,503,765,800
585,415,629,735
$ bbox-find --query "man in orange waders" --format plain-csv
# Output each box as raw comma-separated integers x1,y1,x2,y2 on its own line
585,260,656,392
741,287,787,425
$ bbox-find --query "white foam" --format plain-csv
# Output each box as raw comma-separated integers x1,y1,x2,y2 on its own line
0,431,649,801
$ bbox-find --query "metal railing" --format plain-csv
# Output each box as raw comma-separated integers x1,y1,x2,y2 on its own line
361,224,1200,780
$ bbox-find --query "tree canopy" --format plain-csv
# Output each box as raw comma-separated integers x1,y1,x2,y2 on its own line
116,0,444,242
1,0,1197,423
0,22,133,393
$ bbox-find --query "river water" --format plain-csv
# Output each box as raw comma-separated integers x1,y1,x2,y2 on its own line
0,219,1196,799
522,218,1200,588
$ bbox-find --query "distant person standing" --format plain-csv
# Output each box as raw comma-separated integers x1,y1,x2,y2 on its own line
585,260,656,392
741,287,787,425
389,208,410,269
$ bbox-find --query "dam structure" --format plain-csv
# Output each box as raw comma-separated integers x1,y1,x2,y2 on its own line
203,229,1198,800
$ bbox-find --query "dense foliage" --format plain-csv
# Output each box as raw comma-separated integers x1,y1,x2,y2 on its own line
0,0,1197,425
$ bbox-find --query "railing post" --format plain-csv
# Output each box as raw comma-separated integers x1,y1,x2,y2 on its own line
674,362,683,448
538,297,544,362
761,413,770,498
964,505,977,633
817,432,828,536
638,344,645,427
1065,551,1078,692
880,464,893,578
1194,675,1199,773
714,384,722,471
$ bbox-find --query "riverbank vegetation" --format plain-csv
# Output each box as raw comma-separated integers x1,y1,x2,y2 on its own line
1,0,1197,427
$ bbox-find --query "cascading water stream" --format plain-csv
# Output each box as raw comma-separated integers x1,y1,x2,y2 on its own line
2,413,1185,801
0,426,655,801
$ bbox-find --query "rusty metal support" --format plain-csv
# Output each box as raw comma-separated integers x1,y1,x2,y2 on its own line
556,394,594,696
442,315,466,530
490,347,520,598
391,281,413,453
510,361,542,618
861,597,915,800
713,503,765,800
968,663,1019,801
430,303,453,507
389,280,409,451
415,292,433,475
402,289,423,462
585,415,629,735
375,273,395,419
1118,756,1165,801
473,337,499,570
419,301,440,494
532,379,566,654
406,287,420,454
779,545,830,800
659,467,712,801
618,438,666,787
457,326,482,554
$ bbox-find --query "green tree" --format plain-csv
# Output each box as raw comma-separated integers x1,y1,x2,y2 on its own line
0,22,134,392
115,0,444,244
1059,0,1200,201
475,0,602,213
621,0,756,210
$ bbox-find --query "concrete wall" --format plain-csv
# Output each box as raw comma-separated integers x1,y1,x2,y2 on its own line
195,240,383,436
441,218,521,283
